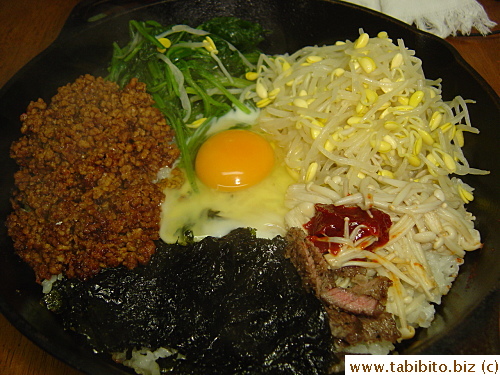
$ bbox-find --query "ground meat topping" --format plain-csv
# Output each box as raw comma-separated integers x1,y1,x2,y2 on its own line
7,74,179,282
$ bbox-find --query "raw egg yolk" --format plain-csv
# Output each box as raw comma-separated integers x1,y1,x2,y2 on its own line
195,129,275,191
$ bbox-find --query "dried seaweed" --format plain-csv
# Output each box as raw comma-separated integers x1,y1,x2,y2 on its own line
46,228,338,374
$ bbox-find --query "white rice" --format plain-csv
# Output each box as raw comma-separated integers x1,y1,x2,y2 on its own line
112,347,178,375
41,273,63,294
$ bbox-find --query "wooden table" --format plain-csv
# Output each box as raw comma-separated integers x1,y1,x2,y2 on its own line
0,1,498,374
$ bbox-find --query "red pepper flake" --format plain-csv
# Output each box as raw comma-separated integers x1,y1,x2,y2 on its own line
303,204,392,255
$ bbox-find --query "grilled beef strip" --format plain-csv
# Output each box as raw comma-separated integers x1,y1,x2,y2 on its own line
285,227,401,347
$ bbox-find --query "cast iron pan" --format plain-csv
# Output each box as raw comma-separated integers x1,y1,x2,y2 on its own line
0,0,498,373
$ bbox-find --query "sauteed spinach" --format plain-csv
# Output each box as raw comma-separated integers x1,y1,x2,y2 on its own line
107,17,265,191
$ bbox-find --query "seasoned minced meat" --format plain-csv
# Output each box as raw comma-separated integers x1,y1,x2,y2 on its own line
7,75,179,282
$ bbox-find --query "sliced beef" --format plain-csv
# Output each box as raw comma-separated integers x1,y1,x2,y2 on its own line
332,266,366,279
322,287,383,317
325,307,401,346
285,227,335,293
285,227,401,346
350,275,392,303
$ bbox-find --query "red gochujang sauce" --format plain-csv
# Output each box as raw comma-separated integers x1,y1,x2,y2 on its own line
303,204,392,255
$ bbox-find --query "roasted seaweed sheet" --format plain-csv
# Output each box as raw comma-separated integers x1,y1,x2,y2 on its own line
45,228,338,374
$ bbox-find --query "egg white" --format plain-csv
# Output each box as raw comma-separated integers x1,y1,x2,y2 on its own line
159,109,294,243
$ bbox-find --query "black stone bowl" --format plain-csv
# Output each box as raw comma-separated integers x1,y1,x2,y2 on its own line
0,0,498,373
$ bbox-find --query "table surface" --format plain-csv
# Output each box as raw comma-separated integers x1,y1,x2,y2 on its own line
0,1,499,374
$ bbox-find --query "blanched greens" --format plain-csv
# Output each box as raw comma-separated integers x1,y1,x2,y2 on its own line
107,17,265,190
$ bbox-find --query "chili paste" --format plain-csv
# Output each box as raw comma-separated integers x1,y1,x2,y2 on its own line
304,204,392,254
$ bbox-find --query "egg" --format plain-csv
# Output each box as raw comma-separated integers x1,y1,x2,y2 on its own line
195,129,275,191
160,109,295,243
